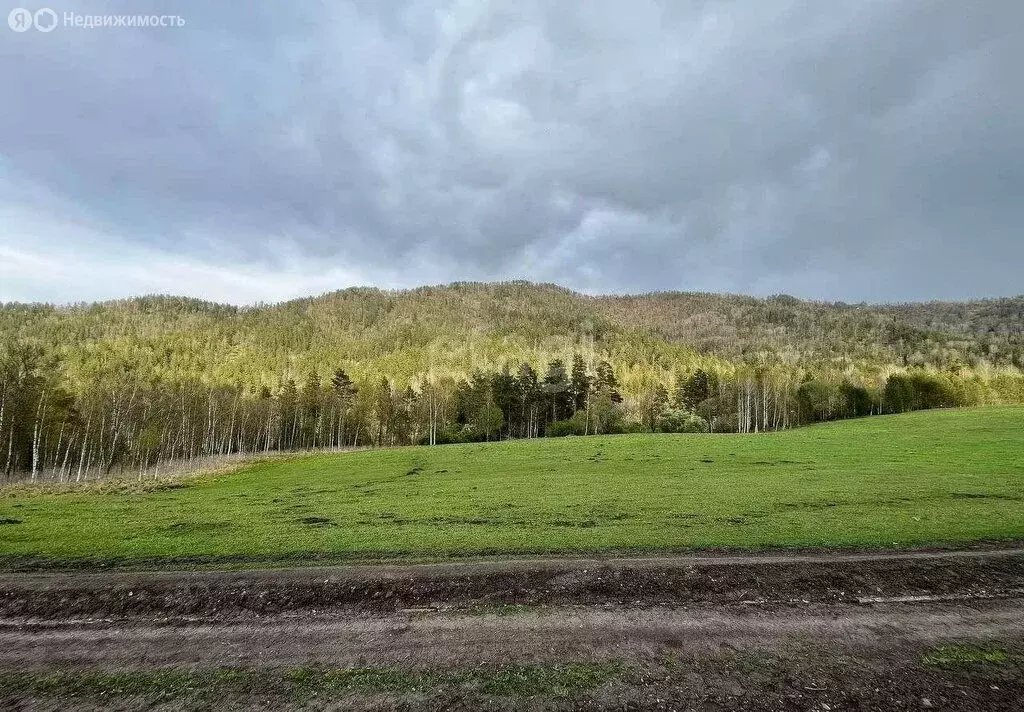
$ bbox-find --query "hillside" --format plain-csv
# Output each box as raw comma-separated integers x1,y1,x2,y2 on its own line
592,291,1024,368
4,282,1023,384
1,282,1023,478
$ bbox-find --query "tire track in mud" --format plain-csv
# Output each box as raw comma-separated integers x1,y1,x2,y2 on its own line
3,546,1024,619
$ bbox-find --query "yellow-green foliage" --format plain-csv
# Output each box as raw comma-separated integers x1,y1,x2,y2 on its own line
4,283,1023,396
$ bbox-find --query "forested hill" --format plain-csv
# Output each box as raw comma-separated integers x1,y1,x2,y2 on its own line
3,282,1023,384
2,281,1023,479
593,291,1024,368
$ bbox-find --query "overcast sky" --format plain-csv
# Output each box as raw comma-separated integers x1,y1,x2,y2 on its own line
1,1,1021,305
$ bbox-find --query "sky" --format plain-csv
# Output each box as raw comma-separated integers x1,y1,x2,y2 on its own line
1,1,1022,305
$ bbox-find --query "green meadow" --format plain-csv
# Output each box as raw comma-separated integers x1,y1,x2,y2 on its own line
2,408,1023,569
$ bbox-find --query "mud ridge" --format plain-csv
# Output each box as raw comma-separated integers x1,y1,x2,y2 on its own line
3,548,1024,620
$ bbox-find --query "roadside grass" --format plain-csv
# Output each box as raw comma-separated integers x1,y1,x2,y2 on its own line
922,644,1010,668
0,663,623,703
287,662,622,698
1,407,1023,569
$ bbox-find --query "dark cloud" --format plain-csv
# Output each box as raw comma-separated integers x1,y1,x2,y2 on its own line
1,0,1021,303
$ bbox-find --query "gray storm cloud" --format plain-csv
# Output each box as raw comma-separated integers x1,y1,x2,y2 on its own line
1,0,1021,303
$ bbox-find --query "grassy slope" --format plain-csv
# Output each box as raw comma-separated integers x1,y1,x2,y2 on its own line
1,408,1023,567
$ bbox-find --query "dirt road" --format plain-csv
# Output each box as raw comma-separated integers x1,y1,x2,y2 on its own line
2,547,1023,710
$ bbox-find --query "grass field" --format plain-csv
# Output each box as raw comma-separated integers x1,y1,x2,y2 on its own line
1,408,1023,568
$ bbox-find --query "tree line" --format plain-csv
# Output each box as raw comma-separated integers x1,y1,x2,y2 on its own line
4,337,1022,482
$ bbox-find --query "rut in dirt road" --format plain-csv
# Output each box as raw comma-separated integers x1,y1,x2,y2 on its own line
1,599,1023,671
